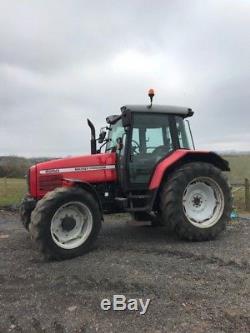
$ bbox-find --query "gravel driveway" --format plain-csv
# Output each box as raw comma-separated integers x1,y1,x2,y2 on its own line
0,211,249,333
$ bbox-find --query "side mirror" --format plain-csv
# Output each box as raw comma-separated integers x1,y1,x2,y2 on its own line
98,130,106,143
116,137,123,151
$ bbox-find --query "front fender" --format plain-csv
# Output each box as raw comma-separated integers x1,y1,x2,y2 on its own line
149,150,230,190
63,179,103,215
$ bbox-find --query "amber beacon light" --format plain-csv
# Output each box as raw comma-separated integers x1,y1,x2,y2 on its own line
148,88,155,107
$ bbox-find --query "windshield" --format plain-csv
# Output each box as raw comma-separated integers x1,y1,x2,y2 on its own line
106,119,125,151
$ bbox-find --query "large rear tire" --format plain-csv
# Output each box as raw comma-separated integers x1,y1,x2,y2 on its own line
30,187,102,260
160,162,232,241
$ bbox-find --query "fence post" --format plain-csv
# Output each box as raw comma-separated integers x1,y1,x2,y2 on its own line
245,178,250,211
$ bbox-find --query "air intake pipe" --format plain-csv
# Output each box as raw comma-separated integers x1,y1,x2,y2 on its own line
87,119,97,154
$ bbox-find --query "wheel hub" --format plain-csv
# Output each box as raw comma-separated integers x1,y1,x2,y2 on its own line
192,194,203,208
50,201,93,250
182,177,224,228
61,215,76,231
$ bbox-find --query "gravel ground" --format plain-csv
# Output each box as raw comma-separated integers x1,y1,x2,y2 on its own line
0,211,249,333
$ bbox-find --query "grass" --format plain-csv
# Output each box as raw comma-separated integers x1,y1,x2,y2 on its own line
223,155,250,183
0,178,27,207
222,155,250,211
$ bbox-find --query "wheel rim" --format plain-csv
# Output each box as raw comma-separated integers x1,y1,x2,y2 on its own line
182,177,224,228
50,201,93,249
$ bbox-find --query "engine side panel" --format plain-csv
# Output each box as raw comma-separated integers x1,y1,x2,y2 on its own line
35,153,117,198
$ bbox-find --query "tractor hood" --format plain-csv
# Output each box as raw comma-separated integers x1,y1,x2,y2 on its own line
36,152,116,174
32,152,117,198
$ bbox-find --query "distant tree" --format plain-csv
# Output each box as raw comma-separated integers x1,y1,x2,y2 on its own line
0,156,31,178
0,156,59,178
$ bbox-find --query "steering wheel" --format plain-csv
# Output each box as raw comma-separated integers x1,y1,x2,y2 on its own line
131,140,140,155
152,145,168,155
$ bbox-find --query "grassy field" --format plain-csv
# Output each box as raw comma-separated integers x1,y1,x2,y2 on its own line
222,155,250,210
0,178,27,207
223,155,250,183
0,154,249,210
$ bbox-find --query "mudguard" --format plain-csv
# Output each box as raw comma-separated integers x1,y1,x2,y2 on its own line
63,178,103,214
149,150,230,190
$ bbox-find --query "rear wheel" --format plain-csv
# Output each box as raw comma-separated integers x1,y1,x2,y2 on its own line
160,162,232,240
30,187,102,260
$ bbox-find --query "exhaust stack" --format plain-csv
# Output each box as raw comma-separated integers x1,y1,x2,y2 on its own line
87,119,97,154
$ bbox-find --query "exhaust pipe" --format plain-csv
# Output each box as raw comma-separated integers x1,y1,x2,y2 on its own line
87,119,97,154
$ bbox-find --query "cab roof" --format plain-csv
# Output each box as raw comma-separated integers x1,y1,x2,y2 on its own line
106,104,193,124
121,104,193,117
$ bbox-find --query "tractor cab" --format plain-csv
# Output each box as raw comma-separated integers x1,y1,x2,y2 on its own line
103,103,194,192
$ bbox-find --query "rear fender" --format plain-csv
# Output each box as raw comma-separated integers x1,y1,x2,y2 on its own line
63,179,103,216
149,150,230,191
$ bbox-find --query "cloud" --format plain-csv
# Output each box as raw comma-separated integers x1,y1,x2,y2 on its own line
0,0,250,156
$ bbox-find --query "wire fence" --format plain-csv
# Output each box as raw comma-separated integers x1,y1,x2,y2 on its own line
231,178,250,211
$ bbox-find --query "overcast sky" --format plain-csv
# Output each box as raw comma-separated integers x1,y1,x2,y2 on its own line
0,0,249,157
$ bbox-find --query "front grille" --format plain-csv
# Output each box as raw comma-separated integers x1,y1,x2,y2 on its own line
39,174,62,192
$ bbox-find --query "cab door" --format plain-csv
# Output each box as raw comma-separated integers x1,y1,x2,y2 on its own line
128,112,174,190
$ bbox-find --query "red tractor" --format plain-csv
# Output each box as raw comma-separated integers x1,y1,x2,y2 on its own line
20,90,232,260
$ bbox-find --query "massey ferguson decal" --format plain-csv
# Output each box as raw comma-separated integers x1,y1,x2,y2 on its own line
40,165,116,175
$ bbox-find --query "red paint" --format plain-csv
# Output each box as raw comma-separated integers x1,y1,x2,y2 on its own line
34,152,117,198
149,149,209,190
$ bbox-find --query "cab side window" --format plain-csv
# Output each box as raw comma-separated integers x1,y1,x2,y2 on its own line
145,128,164,153
129,113,173,185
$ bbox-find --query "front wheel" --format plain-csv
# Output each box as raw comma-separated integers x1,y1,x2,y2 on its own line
160,162,232,241
30,187,102,260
